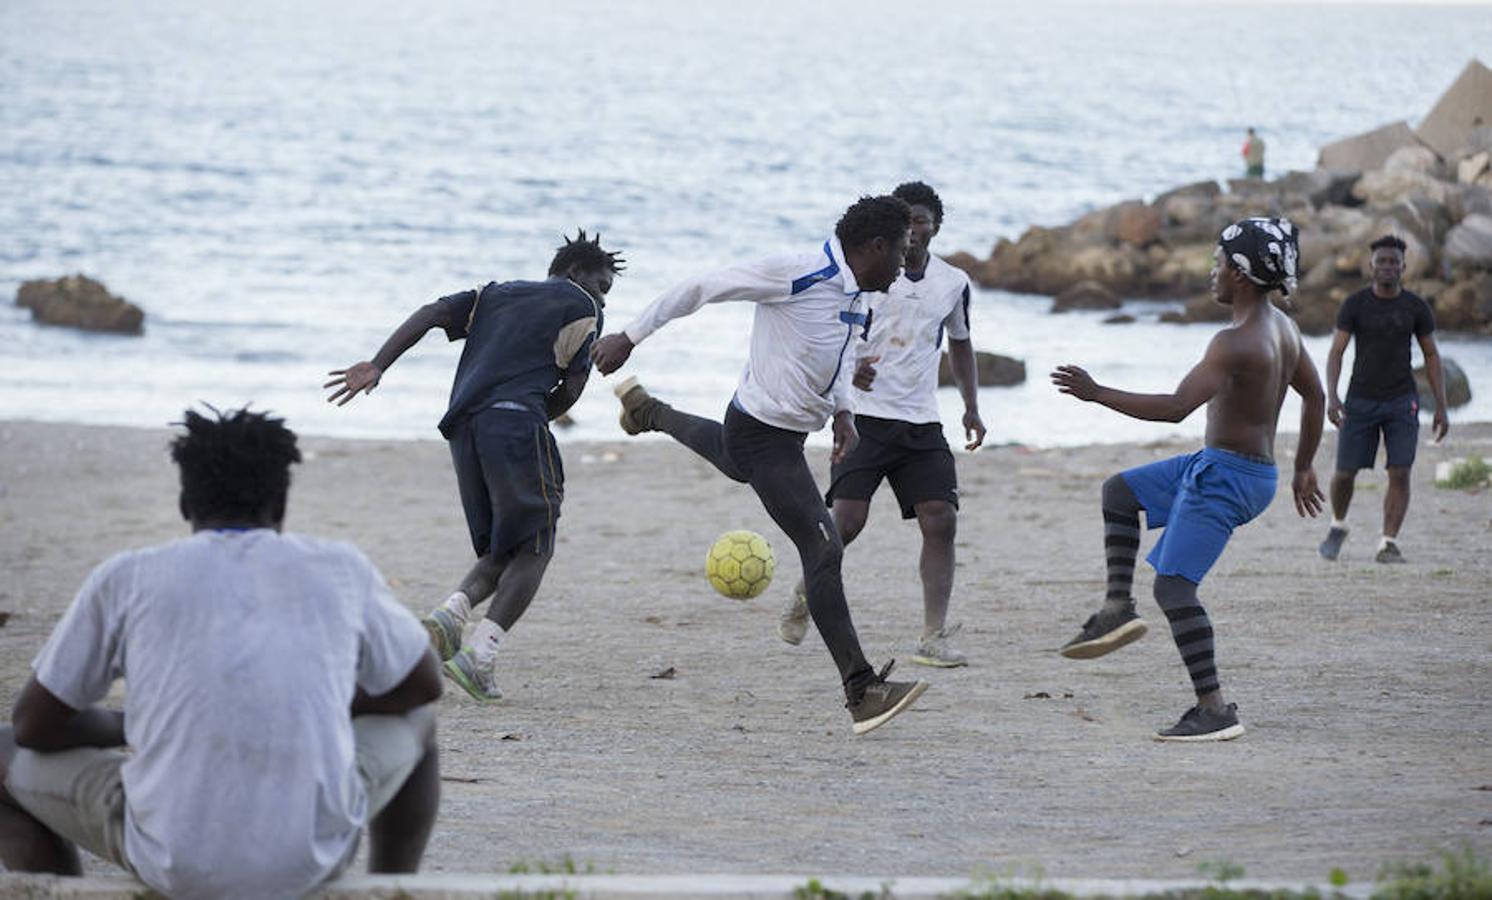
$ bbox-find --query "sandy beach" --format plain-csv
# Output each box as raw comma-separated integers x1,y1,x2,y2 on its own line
1,418,1489,883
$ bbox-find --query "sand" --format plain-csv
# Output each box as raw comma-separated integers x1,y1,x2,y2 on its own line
1,419,1490,883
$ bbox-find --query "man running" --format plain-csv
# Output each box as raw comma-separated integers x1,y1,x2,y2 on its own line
327,231,622,702
777,182,985,668
590,195,928,735
1318,234,1449,564
1051,217,1326,741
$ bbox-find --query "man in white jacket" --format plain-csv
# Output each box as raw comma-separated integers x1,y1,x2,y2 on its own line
591,195,927,735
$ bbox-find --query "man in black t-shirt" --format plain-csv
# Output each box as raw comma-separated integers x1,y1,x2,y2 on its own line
1318,234,1449,564
325,231,622,701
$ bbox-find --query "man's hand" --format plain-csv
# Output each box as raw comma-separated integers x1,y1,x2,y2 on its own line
591,332,634,375
830,411,859,464
1292,468,1325,517
1432,408,1449,443
324,362,383,406
1327,396,1344,428
1050,364,1099,401
962,408,986,451
852,355,881,391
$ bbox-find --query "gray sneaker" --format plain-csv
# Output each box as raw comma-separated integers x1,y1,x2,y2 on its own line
1154,703,1244,742
1060,604,1148,660
614,376,667,435
443,649,502,703
422,607,463,662
912,622,968,668
1375,541,1406,564
1319,526,1348,561
778,587,810,645
847,661,928,735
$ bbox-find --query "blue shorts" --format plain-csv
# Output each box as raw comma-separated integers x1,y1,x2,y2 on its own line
1122,448,1278,585
1336,392,1419,471
448,406,564,559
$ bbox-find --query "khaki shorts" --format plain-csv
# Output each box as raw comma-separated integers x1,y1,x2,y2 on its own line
3,712,428,876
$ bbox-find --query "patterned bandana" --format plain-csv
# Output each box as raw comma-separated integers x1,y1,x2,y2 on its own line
1217,217,1299,296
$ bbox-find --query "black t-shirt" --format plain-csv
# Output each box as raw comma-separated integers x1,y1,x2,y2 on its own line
1335,288,1434,401
434,278,602,438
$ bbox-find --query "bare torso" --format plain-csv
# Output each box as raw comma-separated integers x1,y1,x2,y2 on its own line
1204,303,1302,460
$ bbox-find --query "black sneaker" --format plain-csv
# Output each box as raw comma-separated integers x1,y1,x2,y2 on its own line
1154,703,1244,742
1319,526,1348,561
1375,541,1406,564
1060,604,1148,660
846,661,928,736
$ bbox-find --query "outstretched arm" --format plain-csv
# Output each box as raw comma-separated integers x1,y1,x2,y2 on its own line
325,302,451,405
1289,343,1327,517
11,677,124,752
1051,333,1228,423
1416,332,1450,442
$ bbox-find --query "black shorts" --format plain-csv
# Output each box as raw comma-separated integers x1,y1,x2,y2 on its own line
825,415,958,520
448,406,564,558
1336,392,1419,471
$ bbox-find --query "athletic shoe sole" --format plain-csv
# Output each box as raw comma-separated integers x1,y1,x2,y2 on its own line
851,681,929,736
910,652,968,669
1153,722,1245,742
442,658,501,703
1059,618,1148,660
423,613,461,662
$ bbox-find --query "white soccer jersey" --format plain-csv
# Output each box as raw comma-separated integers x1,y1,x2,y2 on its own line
853,254,972,424
623,236,870,433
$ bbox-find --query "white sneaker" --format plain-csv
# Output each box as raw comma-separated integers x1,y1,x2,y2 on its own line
778,587,810,645
912,622,968,668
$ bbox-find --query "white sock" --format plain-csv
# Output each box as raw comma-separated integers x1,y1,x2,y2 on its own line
441,591,473,623
1379,535,1398,550
470,619,506,667
1330,518,1348,531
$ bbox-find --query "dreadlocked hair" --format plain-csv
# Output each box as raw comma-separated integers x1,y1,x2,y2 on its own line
170,405,301,522
892,181,945,227
835,195,912,250
548,229,626,277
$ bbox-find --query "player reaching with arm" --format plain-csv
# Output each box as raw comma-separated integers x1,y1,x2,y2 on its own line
1050,217,1325,741
326,231,622,702
590,195,929,735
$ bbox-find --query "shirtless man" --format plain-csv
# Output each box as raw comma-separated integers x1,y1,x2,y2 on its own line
1051,217,1325,741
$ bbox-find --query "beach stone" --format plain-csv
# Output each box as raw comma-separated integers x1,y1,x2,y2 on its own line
1415,59,1492,158
1110,202,1163,247
1444,214,1492,268
1051,280,1120,312
1384,145,1444,178
15,275,144,335
1318,120,1424,172
1352,168,1453,207
937,351,1026,387
1433,274,1492,331
1153,179,1221,205
1102,313,1136,324
1449,185,1492,222
1459,152,1490,185
1415,356,1473,410
1271,169,1360,209
1160,295,1230,325
1148,243,1215,295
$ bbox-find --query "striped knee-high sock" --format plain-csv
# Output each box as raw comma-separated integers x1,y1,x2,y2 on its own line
1154,574,1218,697
1101,476,1141,606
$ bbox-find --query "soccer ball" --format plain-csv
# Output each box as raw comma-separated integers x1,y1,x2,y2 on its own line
705,530,775,600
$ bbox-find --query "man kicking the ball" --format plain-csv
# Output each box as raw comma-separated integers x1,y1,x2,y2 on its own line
778,181,986,669
1051,217,1326,741
590,195,928,735
327,231,622,702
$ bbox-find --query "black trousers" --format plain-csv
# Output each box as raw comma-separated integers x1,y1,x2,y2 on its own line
659,402,875,692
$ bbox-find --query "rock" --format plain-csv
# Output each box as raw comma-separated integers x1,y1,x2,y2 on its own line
1110,202,1163,247
1444,214,1492,269
1433,274,1492,331
1351,168,1453,207
1384,145,1445,178
1449,184,1492,221
1102,314,1136,325
1319,121,1426,173
1271,169,1361,208
1160,295,1230,325
15,275,144,335
1415,59,1492,159
937,351,1026,387
1052,280,1120,313
1459,152,1490,185
1148,243,1216,295
1414,356,1473,411
1153,180,1221,205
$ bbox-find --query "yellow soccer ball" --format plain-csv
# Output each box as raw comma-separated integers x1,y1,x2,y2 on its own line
705,530,775,600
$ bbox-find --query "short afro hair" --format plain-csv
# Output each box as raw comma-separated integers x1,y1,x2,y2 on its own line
171,406,301,523
548,229,626,278
1369,234,1407,254
834,195,912,250
892,181,944,227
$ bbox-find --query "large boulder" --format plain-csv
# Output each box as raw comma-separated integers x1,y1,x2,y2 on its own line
1414,356,1473,411
1051,280,1120,313
1271,169,1361,209
1449,184,1492,222
1444,214,1492,269
1159,295,1230,325
1110,201,1163,247
937,351,1026,387
1384,145,1445,178
1415,59,1492,159
1458,152,1490,185
1318,121,1426,173
1351,168,1453,207
16,275,144,335
1432,274,1492,331
1147,243,1216,295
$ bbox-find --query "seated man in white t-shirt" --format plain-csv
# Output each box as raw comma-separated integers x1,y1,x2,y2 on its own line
0,407,442,899
779,181,986,668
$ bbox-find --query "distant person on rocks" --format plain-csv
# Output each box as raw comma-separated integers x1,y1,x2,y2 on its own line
1318,234,1448,564
0,407,442,897
1242,127,1266,178
1051,217,1325,742
326,231,622,702
775,181,986,670
590,195,930,736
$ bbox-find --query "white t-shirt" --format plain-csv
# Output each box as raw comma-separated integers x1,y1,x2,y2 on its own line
32,529,428,900
853,255,972,424
623,236,867,433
